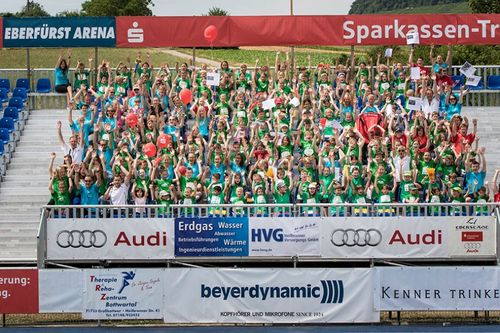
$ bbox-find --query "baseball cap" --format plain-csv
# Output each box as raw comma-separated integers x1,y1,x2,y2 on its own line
159,190,168,196
276,180,286,188
308,182,317,189
403,171,412,177
452,186,462,192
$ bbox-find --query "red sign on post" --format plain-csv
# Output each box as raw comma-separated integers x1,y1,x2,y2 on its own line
0,269,39,313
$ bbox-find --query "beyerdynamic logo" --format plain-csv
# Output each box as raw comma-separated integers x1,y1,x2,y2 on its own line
331,228,382,247
56,230,107,248
201,280,344,304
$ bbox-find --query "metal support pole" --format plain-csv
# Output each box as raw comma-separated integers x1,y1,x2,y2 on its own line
397,311,401,325
289,0,295,77
192,47,196,67
27,48,31,90
1,314,5,327
94,47,98,87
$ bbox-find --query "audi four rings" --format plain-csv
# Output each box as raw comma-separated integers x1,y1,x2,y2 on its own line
463,243,481,249
330,228,382,247
56,230,107,248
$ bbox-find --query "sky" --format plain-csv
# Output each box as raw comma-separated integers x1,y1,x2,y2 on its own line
0,0,355,16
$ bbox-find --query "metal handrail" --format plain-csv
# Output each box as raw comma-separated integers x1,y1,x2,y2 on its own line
41,202,500,219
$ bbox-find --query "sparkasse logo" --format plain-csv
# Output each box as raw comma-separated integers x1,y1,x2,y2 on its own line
201,280,344,304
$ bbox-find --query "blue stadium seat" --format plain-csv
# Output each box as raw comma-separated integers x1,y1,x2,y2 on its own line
36,78,52,93
3,107,19,122
0,117,15,134
0,88,8,103
0,139,4,156
0,128,9,145
467,78,484,91
8,97,24,111
487,75,500,90
0,79,10,93
451,75,464,91
12,87,28,103
15,78,30,92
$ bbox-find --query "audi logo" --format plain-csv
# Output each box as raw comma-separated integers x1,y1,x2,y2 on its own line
331,228,382,247
56,230,107,248
464,242,481,250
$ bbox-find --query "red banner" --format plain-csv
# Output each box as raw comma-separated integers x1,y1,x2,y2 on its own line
0,269,39,313
116,14,500,48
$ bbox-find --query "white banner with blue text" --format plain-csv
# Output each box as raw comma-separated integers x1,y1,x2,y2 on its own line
375,267,500,310
163,268,379,323
83,269,163,320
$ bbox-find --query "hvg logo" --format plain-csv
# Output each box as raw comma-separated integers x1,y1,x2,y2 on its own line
251,228,283,242
201,280,344,304
128,22,144,43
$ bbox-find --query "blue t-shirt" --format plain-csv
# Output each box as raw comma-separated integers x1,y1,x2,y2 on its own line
465,171,486,193
55,68,69,86
446,102,462,121
364,105,379,113
80,183,99,205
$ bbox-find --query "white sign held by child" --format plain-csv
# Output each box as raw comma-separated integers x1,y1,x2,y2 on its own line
459,62,476,78
262,98,276,110
290,97,300,107
407,97,422,111
384,48,393,58
406,31,420,45
410,67,421,80
206,72,220,86
466,75,481,87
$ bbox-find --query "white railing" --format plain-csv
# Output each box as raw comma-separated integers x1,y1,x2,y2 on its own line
41,202,499,219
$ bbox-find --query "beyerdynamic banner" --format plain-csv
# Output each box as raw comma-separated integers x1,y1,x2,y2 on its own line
163,268,379,323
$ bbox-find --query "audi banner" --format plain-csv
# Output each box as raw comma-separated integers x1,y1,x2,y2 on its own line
320,216,496,259
163,268,379,323
46,218,175,261
375,267,500,311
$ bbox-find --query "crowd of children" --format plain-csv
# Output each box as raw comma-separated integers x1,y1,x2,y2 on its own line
48,47,500,215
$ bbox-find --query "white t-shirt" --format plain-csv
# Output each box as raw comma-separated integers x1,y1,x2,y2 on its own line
62,143,84,164
393,155,411,182
109,183,129,205
422,97,439,117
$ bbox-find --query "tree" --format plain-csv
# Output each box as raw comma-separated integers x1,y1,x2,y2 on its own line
56,10,83,17
206,6,229,16
17,1,50,17
81,0,154,16
468,0,500,13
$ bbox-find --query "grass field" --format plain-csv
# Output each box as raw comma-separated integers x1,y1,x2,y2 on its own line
0,46,370,69
0,48,186,69
377,2,471,14
176,47,369,67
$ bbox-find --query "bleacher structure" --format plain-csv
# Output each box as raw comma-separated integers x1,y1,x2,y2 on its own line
0,67,498,327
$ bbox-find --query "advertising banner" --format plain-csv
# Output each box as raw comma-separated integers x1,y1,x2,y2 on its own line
39,269,83,313
2,17,116,48
116,14,500,47
0,268,38,314
320,216,497,259
174,217,248,257
321,217,448,259
249,217,320,257
83,269,163,320
46,218,174,261
375,267,500,311
164,268,378,323
447,216,496,257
